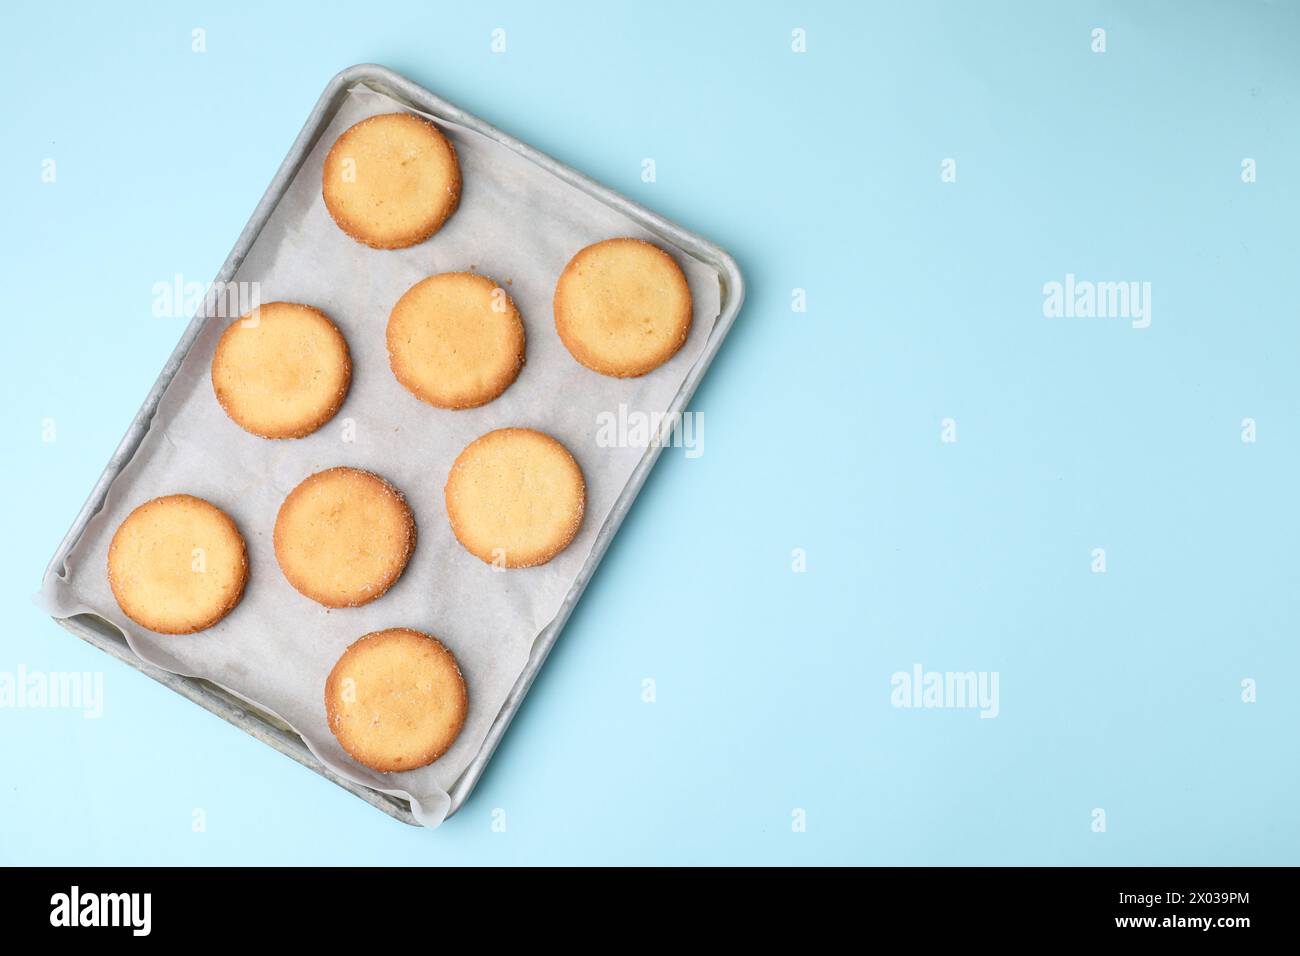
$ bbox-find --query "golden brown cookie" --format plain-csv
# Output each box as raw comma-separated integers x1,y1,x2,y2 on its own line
210,301,352,439
444,428,585,568
325,628,468,773
107,494,248,634
274,467,415,608
387,272,525,409
322,112,461,249
553,237,693,377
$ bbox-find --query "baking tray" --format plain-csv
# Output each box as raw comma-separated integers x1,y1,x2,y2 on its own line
40,63,744,826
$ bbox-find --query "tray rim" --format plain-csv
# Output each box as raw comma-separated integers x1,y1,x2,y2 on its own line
41,62,745,828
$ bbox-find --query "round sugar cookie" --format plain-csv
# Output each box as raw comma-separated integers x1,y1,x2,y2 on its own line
553,237,693,378
274,467,415,608
107,494,248,634
444,428,585,568
211,301,352,439
322,112,461,249
387,272,525,409
325,628,468,773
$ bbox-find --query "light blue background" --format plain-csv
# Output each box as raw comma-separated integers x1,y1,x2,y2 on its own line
2,0,1297,865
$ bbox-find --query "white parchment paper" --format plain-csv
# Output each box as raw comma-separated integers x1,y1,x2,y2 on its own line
41,85,721,827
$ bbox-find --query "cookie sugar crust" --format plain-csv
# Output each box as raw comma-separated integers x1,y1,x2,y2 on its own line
274,467,416,608
211,301,352,439
387,272,525,409
444,428,585,568
107,494,248,634
322,112,462,250
325,628,469,773
553,237,693,378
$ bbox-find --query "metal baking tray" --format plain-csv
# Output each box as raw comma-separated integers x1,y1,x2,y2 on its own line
41,63,744,826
